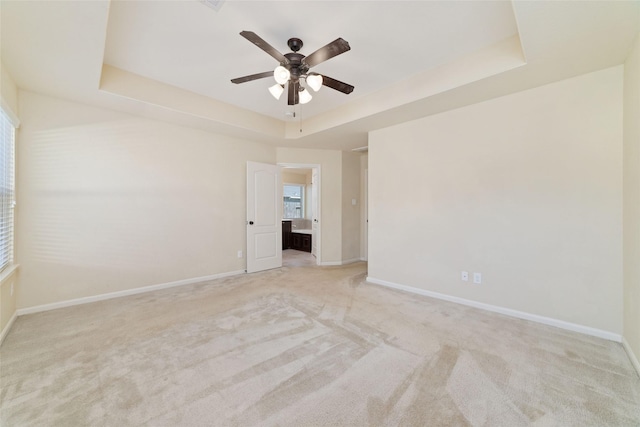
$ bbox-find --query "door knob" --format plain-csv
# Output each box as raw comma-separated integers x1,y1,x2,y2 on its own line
249,221,254,225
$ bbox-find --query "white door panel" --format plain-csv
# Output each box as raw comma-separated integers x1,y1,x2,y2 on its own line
247,162,282,273
311,169,318,257
255,232,277,258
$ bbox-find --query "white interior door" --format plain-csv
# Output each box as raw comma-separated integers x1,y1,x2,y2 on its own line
311,168,318,258
247,161,282,273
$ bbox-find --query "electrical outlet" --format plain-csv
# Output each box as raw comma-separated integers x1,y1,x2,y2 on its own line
461,271,469,281
473,272,482,284
237,250,243,258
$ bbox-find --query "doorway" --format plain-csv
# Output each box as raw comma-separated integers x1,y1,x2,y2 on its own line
279,163,321,266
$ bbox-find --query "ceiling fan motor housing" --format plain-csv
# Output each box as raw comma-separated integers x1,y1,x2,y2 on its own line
283,52,308,80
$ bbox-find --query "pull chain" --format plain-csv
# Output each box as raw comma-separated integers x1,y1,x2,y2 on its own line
299,103,302,133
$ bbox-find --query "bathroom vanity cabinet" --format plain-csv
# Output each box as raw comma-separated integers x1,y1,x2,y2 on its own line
290,232,312,253
282,220,312,252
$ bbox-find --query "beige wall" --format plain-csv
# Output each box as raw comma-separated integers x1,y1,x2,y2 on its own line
16,91,275,309
369,66,624,334
624,32,640,365
1,63,19,116
341,152,361,262
282,171,307,185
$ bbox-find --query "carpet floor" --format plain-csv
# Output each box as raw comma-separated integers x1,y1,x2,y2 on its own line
1,250,639,426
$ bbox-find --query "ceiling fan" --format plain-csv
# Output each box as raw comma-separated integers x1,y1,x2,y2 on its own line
231,31,355,106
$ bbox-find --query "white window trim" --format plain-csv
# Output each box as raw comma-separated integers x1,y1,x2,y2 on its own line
0,98,20,128
0,97,18,274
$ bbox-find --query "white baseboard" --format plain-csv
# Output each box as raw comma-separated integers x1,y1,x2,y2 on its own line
319,258,363,266
366,276,622,343
622,336,640,378
16,270,245,316
0,311,17,346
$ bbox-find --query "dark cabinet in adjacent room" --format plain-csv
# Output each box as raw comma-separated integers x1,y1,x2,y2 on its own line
282,220,311,253
290,232,311,253
299,234,312,252
282,220,291,249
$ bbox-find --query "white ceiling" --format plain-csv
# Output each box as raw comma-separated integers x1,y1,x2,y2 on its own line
103,0,518,121
1,1,639,151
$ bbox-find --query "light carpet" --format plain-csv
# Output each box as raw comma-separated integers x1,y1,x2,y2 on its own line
1,250,639,426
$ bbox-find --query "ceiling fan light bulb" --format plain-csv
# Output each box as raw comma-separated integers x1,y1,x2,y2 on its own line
299,88,312,104
307,74,323,92
268,84,284,100
274,66,290,85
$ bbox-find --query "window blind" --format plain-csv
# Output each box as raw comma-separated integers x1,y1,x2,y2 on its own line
0,108,15,272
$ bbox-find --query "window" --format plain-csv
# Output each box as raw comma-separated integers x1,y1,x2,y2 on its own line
0,107,16,272
283,184,304,219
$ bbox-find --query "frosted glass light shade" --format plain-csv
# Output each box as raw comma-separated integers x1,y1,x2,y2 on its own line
299,88,312,104
274,66,290,85
268,84,284,100
306,74,323,92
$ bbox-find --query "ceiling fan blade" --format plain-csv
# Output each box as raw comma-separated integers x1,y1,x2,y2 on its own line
231,71,273,84
240,31,289,64
288,81,299,106
303,38,350,68
320,75,354,95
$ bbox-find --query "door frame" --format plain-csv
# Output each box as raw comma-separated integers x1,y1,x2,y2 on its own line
279,163,321,266
362,168,368,261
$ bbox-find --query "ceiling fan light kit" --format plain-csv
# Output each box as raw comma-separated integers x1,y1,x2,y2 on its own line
268,84,285,100
299,88,312,104
273,66,290,85
231,31,354,106
306,73,323,92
